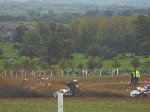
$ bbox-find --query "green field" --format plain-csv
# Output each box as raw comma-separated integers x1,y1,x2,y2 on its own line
72,53,150,70
0,42,150,70
0,42,19,58
0,42,19,68
0,98,150,112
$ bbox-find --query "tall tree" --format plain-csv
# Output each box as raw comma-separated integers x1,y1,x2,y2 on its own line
133,16,150,55
13,25,28,43
20,31,41,59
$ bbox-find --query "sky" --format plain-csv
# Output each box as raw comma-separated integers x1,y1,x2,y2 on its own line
0,0,150,7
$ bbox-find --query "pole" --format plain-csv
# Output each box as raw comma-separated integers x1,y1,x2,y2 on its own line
5,71,7,77
51,71,53,77
99,69,102,76
117,68,119,75
58,92,63,112
62,70,63,77
10,71,13,78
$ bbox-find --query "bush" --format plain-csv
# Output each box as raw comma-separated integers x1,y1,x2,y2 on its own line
130,58,141,68
0,48,3,56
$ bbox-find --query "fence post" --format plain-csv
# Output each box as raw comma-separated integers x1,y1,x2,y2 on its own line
1,72,3,77
16,71,18,79
86,70,88,76
25,70,27,78
62,70,63,77
21,70,24,78
10,71,13,78
5,71,7,77
58,92,63,112
99,69,102,76
51,71,53,77
33,71,36,78
67,70,69,77
117,68,119,75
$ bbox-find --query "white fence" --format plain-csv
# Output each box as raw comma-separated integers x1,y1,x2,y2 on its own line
0,68,132,78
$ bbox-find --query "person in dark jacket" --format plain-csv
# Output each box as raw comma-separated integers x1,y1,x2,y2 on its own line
130,69,135,86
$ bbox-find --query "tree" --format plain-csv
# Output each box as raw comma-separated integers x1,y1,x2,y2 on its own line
47,9,56,19
139,41,150,57
27,9,40,19
86,44,100,57
112,60,121,69
87,58,95,70
13,25,28,43
3,61,13,70
85,10,97,17
21,58,31,70
30,58,39,70
133,16,150,55
12,61,22,71
58,59,68,70
39,61,49,70
19,31,42,59
133,16,150,42
78,63,84,70
63,39,75,60
131,58,141,68
46,37,64,66
141,61,150,72
95,58,103,69
99,46,118,59
36,22,49,36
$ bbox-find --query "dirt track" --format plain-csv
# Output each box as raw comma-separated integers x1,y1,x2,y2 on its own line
0,75,150,98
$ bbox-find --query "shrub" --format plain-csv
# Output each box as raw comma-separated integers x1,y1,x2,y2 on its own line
0,48,3,56
130,58,141,68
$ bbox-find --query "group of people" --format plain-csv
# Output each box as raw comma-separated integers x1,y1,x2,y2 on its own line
130,68,141,87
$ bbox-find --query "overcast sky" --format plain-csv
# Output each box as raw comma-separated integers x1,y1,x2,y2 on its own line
0,0,150,7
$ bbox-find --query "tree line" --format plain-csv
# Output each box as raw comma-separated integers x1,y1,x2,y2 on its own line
9,16,150,67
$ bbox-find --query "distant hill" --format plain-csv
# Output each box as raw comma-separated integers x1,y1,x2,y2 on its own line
43,0,150,8
1,0,150,8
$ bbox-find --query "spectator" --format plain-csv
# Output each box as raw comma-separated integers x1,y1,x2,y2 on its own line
130,69,135,86
134,69,141,86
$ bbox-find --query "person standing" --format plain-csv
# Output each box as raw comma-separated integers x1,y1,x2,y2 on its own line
135,69,140,86
130,69,135,86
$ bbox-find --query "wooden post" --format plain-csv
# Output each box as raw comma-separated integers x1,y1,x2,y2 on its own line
33,71,36,78
62,70,63,77
58,92,63,112
99,69,102,76
21,70,24,78
25,70,27,77
117,68,119,75
86,70,88,77
10,71,13,78
16,71,18,79
1,72,3,77
67,70,69,77
51,71,53,77
5,71,7,77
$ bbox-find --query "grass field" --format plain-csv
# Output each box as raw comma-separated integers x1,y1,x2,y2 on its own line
0,42,150,70
0,97,150,112
0,42,19,58
72,53,150,70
